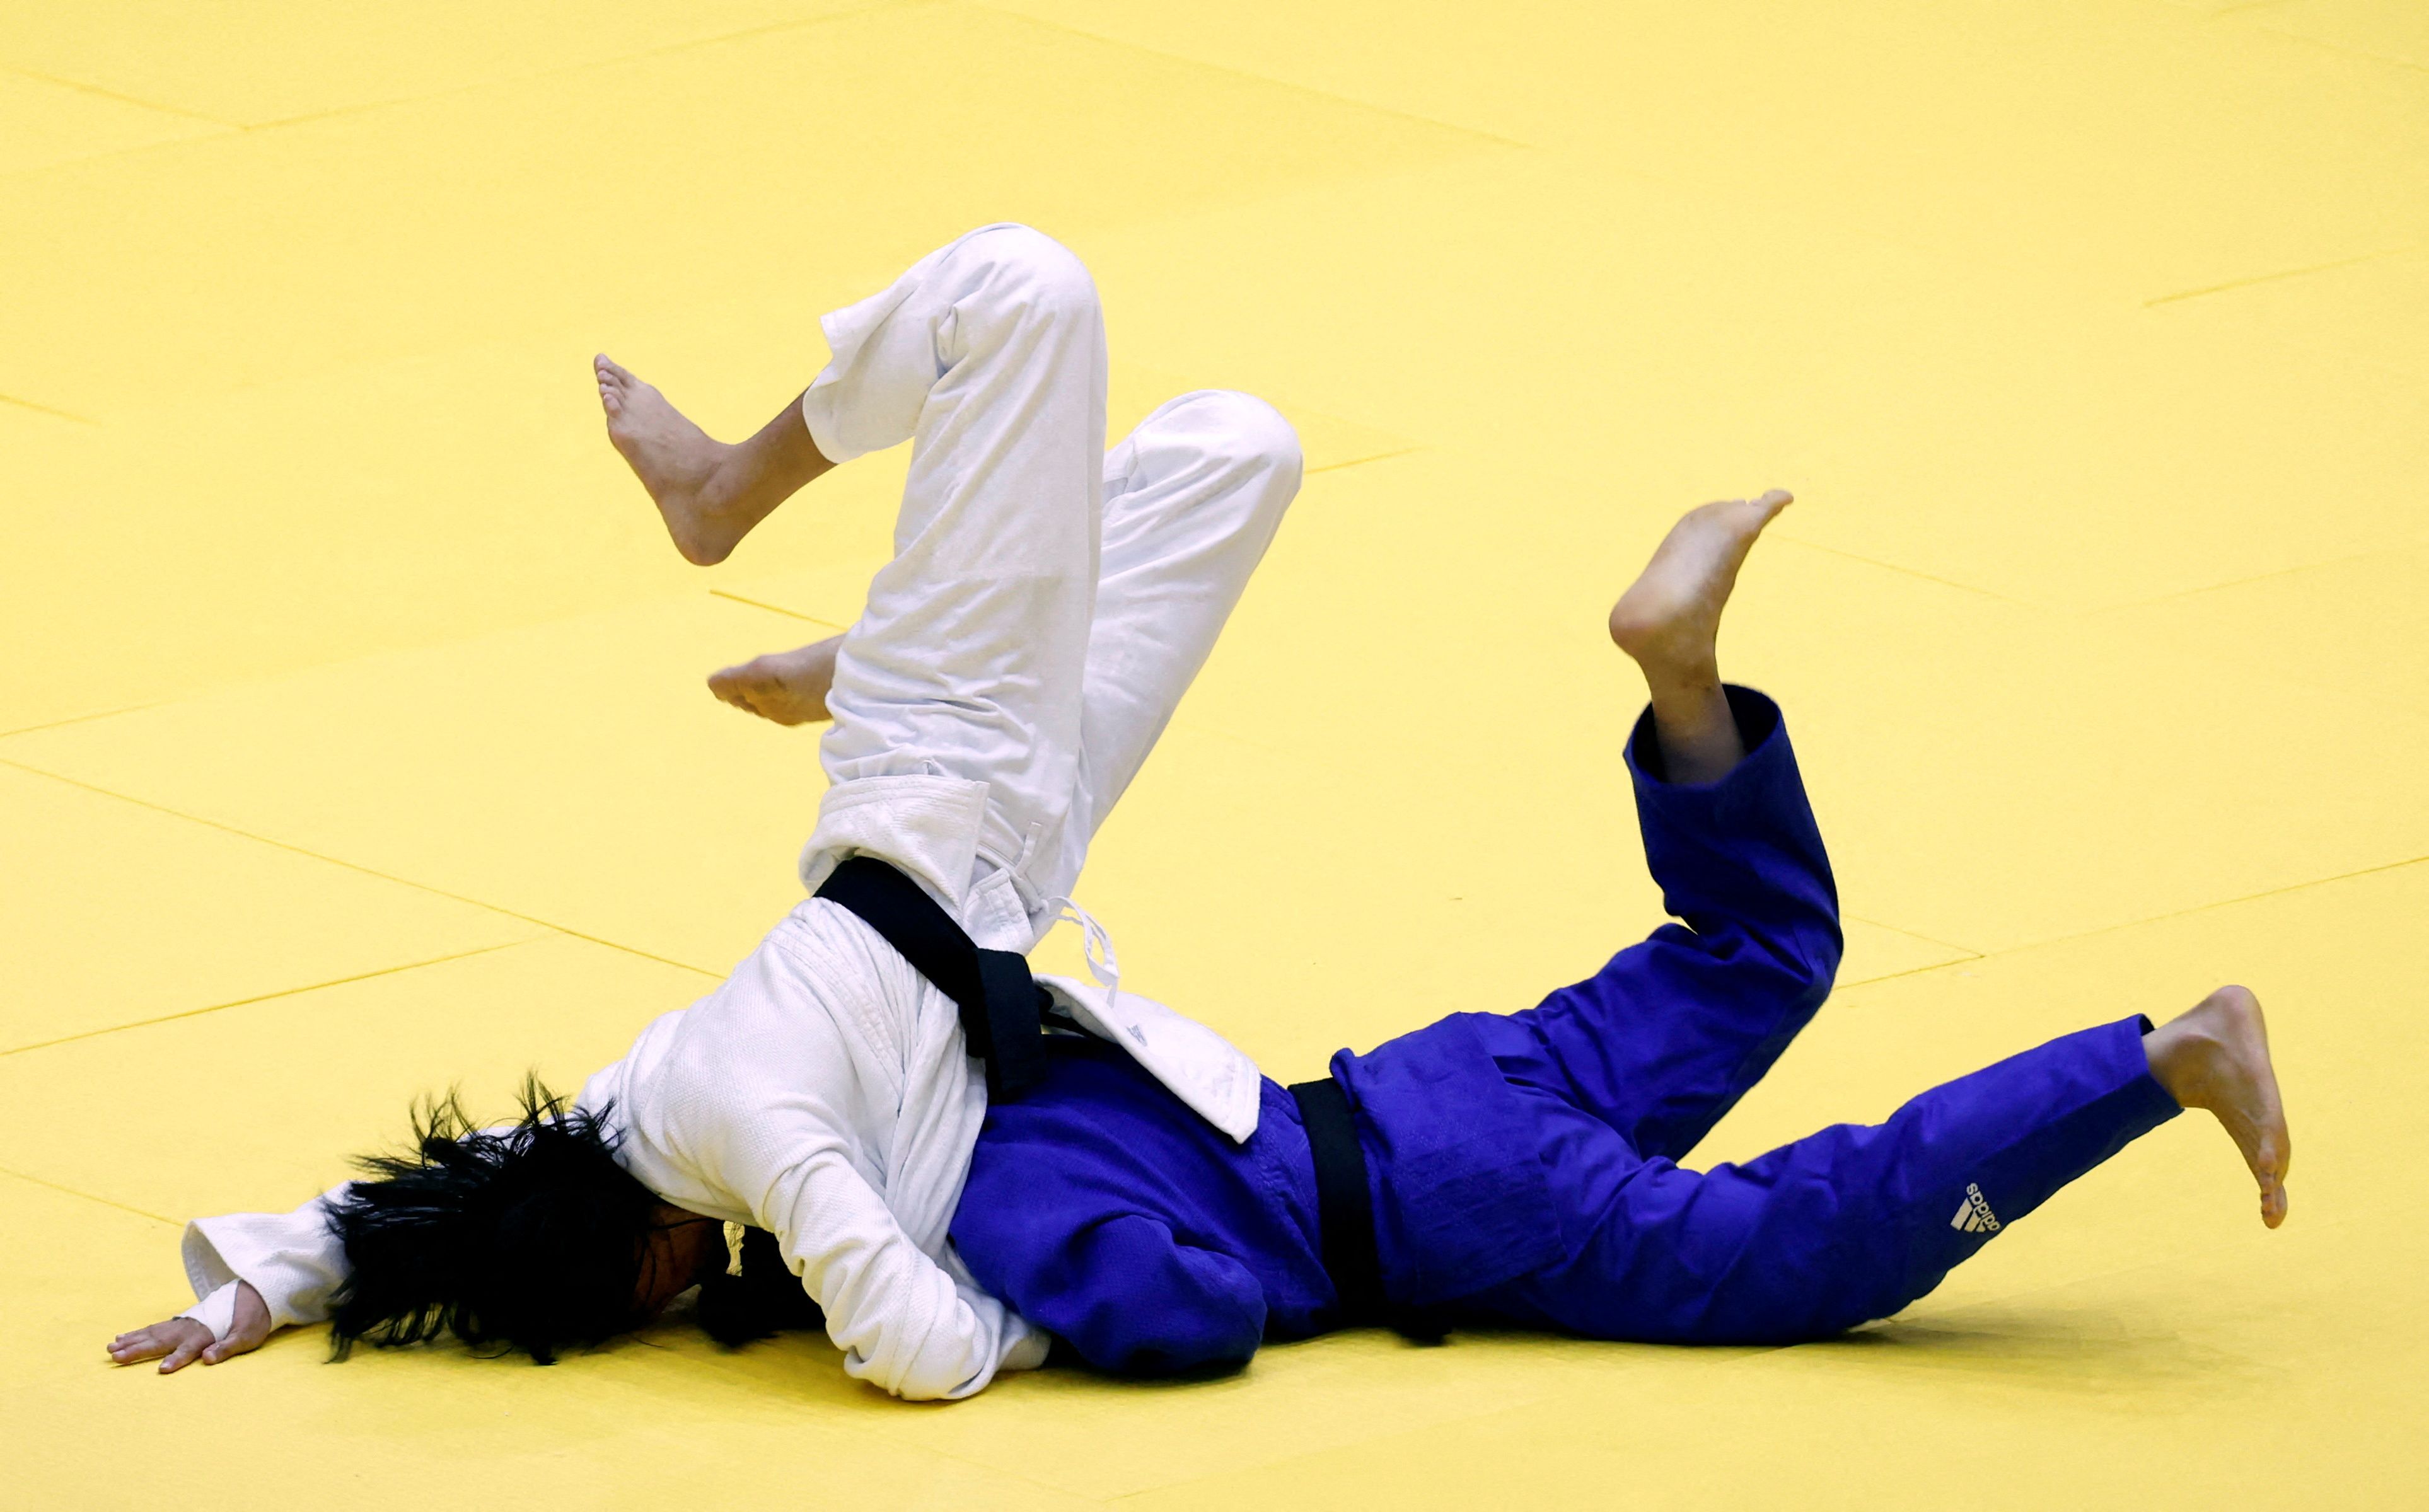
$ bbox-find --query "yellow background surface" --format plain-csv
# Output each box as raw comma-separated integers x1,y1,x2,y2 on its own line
3,2,2422,1506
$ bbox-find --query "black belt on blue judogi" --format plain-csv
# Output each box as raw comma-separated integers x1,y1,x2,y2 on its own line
1287,1075,1449,1345
815,855,1053,1100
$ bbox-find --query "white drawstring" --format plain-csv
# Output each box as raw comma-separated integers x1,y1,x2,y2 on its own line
1045,895,1122,1003
723,1221,747,1278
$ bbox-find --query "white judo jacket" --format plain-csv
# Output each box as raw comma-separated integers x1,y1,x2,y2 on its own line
177,224,1304,1402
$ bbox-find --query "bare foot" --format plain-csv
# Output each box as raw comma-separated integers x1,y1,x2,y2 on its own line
596,355,745,565
2145,985,2292,1228
1606,490,1792,783
596,356,833,566
1607,490,1793,683
708,637,843,725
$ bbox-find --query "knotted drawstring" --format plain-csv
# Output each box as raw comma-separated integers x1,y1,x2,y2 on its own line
1045,895,1122,1006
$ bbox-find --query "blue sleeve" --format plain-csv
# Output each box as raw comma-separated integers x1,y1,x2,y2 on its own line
988,1211,1267,1376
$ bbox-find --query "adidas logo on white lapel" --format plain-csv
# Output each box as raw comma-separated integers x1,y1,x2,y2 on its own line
1951,1182,2002,1235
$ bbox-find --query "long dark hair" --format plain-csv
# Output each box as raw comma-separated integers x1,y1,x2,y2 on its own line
325,1078,660,1365
695,1225,825,1347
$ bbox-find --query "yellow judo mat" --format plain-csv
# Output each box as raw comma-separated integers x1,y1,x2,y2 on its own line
5,2,2425,1506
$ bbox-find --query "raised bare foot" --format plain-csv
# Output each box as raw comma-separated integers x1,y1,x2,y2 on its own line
1608,490,1793,683
596,354,756,566
708,636,843,725
2145,985,2292,1228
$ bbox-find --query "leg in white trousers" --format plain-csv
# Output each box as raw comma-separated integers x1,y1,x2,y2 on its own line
794,224,1301,949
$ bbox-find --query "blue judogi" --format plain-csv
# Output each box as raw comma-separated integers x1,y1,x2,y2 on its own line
949,690,2181,1373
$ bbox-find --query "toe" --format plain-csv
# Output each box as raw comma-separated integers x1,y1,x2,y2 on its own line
708,666,764,706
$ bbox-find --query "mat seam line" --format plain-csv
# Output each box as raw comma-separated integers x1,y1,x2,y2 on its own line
1304,446,1424,476
2060,638,2429,727
0,1162,177,1226
1775,538,2024,605
1831,913,1987,987
1838,951,1989,990
964,2,1536,152
2251,21,2429,78
2030,850,2429,945
0,756,721,979
1840,911,1979,957
707,589,850,627
2095,539,2428,606
2141,246,2418,307
1862,853,2429,978
0,940,539,1061
0,574,791,722
0,0,922,177
0,391,100,425
0,700,165,739
241,0,927,132
0,65,241,126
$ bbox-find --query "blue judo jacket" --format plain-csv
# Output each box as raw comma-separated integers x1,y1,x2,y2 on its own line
951,689,1841,1370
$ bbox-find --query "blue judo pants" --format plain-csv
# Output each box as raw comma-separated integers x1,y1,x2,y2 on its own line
1343,688,2184,1345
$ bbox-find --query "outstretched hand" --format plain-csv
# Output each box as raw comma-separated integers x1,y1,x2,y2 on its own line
108,1281,273,1373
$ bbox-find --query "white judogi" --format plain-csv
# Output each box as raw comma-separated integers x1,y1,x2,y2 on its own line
177,225,1303,1401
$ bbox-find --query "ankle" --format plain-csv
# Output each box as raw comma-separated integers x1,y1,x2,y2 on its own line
2143,1018,2212,1110
697,447,748,511
1640,661,1722,700
1637,660,1725,737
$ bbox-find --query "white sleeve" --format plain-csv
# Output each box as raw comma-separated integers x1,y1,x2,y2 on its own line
182,1186,353,1331
760,1145,1041,1401
177,1280,241,1341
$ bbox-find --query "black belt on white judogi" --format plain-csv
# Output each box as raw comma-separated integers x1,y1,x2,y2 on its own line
822,855,1444,1340
815,855,1053,1100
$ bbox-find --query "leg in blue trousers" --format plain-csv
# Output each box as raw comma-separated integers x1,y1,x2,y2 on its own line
1355,492,2293,1344
1471,681,1843,1169
1463,1013,2183,1342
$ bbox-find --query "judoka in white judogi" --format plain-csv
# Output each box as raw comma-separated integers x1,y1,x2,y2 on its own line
169,225,1302,1400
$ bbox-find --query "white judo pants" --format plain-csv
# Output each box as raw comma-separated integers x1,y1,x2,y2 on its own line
796,224,1302,953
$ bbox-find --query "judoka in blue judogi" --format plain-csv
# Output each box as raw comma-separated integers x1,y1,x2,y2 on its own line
952,682,2252,1372
942,491,2289,1374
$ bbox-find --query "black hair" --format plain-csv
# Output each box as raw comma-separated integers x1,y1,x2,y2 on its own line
694,1225,826,1348
325,1077,661,1365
